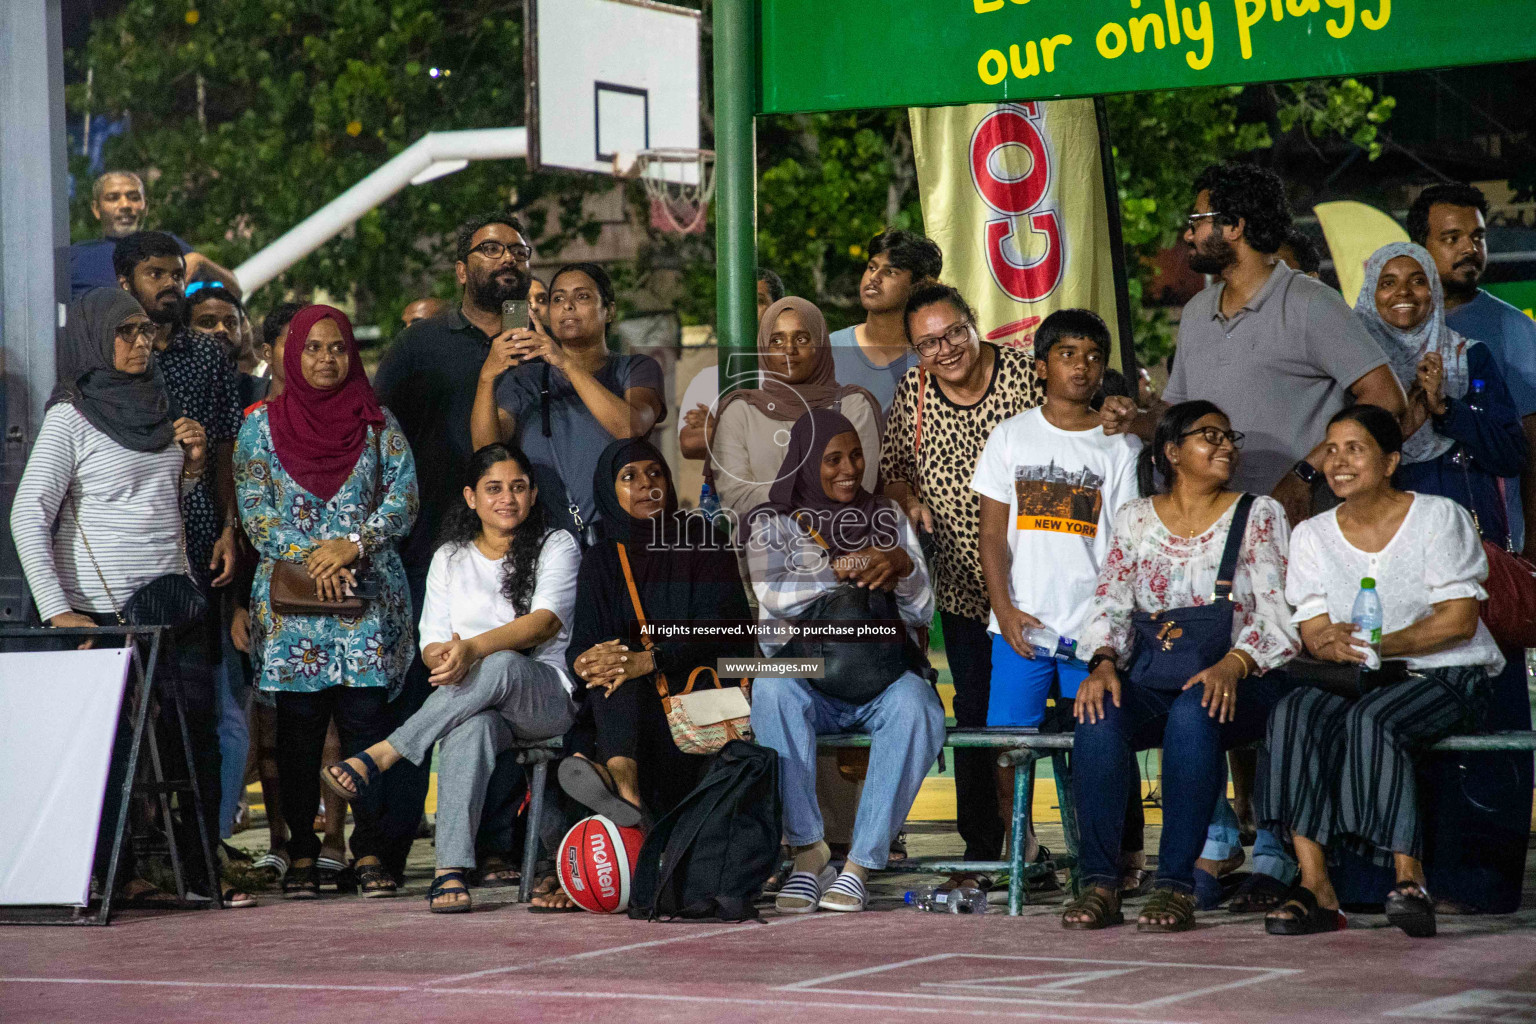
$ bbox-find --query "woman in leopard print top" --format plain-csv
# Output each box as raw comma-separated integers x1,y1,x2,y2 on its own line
879,282,1041,871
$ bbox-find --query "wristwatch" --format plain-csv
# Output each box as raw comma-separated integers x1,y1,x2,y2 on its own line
347,531,364,560
1291,460,1320,486
1086,652,1117,674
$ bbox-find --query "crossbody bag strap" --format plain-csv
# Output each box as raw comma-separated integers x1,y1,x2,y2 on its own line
68,495,127,625
1211,493,1257,602
615,542,670,698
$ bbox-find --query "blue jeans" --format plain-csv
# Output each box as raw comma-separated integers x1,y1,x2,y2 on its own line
751,672,944,871
215,644,252,839
1073,675,1279,893
1203,793,1297,885
987,633,1090,727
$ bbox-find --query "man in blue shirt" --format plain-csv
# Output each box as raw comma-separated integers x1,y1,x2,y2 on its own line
69,170,237,298
1411,182,1536,556
828,230,942,412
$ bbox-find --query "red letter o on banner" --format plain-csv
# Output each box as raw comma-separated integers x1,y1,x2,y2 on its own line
969,105,1052,217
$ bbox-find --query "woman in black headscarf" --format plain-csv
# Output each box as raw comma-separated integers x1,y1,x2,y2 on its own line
557,438,754,827
10,287,231,906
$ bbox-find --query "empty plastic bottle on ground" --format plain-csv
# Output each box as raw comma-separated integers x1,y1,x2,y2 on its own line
1351,577,1383,671
903,886,988,914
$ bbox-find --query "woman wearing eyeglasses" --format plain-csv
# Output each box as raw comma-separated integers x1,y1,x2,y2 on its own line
1060,400,1300,932
710,296,883,520
879,282,1042,888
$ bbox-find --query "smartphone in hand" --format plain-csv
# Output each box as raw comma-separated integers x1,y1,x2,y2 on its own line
502,299,530,332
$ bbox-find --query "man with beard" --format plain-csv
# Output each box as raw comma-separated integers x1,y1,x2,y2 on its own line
112,229,246,901
1101,163,1405,525
373,213,541,882
71,170,237,298
1410,182,1536,557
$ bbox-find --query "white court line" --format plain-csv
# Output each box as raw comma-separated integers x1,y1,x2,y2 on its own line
0,978,1193,1024
423,911,845,986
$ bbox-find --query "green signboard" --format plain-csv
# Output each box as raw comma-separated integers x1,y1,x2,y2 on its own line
758,0,1536,114
1485,281,1536,321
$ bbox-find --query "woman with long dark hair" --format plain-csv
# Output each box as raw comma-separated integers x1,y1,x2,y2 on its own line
1061,400,1299,932
1261,406,1503,938
322,443,580,912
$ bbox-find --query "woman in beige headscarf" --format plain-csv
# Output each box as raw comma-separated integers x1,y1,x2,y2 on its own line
710,296,884,520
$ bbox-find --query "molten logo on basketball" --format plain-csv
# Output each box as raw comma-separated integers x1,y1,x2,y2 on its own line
556,815,644,914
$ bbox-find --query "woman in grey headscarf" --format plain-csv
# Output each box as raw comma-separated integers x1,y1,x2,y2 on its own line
1352,242,1525,546
9,287,233,907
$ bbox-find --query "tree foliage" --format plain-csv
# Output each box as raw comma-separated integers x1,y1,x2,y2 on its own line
69,0,608,325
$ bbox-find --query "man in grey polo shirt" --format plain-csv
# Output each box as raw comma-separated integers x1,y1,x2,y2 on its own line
1104,163,1406,524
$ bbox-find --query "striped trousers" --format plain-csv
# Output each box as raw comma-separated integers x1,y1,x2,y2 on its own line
1259,665,1488,866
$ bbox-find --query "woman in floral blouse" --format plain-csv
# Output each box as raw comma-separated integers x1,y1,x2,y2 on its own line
235,304,418,899
1062,400,1299,933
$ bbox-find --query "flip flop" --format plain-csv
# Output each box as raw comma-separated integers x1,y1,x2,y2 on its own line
557,757,644,827
818,871,868,913
221,887,257,909
527,902,585,913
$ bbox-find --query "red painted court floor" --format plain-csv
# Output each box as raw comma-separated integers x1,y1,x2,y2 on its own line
6,862,1536,1024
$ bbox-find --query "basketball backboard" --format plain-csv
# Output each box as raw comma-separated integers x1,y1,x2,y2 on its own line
525,0,701,176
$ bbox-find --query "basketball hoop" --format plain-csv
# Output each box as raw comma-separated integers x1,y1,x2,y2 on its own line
623,148,716,235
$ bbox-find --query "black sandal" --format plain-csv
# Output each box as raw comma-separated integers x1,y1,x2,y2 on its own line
355,860,397,898
1264,885,1346,935
428,871,472,914
320,751,380,804
557,756,643,827
1061,887,1124,930
469,856,520,888
1029,847,1062,893
1385,882,1436,938
1138,887,1198,933
1228,872,1291,914
283,861,320,900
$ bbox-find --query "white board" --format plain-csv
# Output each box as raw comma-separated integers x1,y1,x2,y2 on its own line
528,0,701,175
0,648,132,906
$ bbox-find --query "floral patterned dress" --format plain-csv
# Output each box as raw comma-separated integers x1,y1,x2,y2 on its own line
1077,494,1301,673
235,406,419,695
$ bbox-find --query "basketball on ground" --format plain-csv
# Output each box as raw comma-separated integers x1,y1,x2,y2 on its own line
556,815,644,914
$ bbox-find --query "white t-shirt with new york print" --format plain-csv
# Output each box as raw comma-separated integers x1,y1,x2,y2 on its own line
971,406,1142,643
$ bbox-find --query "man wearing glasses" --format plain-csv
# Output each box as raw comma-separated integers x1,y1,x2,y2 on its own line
373,213,540,883
1102,163,1405,526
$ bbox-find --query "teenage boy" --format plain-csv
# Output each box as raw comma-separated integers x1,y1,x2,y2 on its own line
972,309,1140,726
829,230,943,411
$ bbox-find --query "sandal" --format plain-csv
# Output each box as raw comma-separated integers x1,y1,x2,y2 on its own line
283,860,320,900
1385,882,1436,938
116,879,178,908
776,864,837,915
1061,886,1124,930
1029,847,1061,893
251,849,291,882
1264,885,1346,935
557,756,643,828
355,859,398,898
428,871,472,914
1138,887,1198,933
1228,872,1291,914
221,887,257,909
470,855,519,889
320,751,380,804
818,871,868,912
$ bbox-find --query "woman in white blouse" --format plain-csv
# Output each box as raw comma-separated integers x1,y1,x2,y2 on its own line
1062,401,1301,933
1261,405,1501,939
321,443,580,913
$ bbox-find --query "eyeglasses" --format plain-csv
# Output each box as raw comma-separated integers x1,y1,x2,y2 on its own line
115,323,156,345
1186,211,1224,231
911,321,973,358
1178,426,1245,449
468,240,533,263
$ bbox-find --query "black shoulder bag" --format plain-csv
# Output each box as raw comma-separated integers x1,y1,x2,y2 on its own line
71,497,207,629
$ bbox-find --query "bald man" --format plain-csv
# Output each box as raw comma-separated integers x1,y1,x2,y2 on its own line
68,170,238,298
401,296,448,327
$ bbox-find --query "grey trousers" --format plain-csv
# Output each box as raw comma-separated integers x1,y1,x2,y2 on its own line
387,650,577,870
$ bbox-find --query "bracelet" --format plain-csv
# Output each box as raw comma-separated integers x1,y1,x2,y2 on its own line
1222,650,1252,679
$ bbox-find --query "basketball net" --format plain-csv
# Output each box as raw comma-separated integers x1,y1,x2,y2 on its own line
624,148,716,235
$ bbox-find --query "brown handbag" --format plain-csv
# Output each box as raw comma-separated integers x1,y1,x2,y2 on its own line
268,428,381,618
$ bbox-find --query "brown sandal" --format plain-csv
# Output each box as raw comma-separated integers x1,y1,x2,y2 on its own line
1137,887,1197,932
1061,886,1124,930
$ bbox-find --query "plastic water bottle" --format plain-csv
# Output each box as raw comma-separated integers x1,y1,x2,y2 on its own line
1024,626,1078,661
1351,577,1384,671
699,481,721,522
904,886,989,914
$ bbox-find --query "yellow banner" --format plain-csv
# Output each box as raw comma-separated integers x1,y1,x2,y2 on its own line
910,100,1121,365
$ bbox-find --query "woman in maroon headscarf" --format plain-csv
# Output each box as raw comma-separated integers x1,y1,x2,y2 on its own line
234,304,419,899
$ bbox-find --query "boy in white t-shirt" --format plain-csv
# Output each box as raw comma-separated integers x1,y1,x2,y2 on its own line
972,310,1141,727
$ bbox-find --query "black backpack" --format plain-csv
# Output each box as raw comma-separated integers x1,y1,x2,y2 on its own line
627,740,781,922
